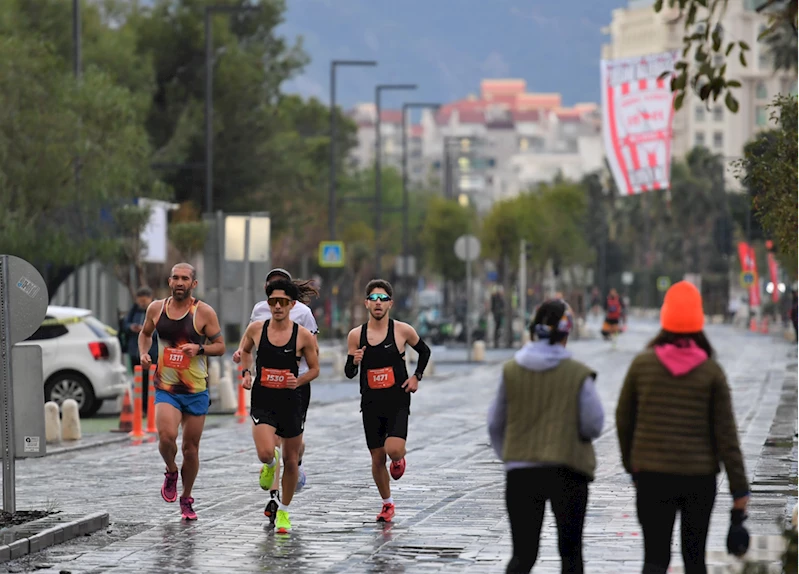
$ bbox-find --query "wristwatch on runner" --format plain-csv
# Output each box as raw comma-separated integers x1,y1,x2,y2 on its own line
241,368,252,378
198,344,205,355
414,372,423,381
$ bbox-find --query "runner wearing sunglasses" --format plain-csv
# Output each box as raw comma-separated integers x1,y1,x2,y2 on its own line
233,268,319,525
238,279,320,534
344,279,432,523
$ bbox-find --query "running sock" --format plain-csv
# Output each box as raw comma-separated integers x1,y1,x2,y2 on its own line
278,502,290,512
270,490,279,500
382,497,393,505
266,457,277,468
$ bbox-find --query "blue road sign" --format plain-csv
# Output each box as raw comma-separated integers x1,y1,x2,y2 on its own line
319,241,345,268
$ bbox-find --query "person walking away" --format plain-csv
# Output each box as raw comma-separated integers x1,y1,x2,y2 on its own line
491,288,505,348
488,299,604,574
138,263,225,521
790,289,798,342
601,288,623,342
616,281,750,574
123,287,157,413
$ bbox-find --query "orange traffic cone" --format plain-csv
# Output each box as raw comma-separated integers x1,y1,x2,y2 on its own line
235,364,248,421
130,366,146,438
750,317,758,332
112,386,134,433
146,365,157,434
761,317,769,334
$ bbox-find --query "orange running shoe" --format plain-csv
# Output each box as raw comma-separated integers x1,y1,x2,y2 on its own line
376,502,395,523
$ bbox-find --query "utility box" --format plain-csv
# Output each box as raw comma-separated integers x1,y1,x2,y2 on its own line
12,345,46,458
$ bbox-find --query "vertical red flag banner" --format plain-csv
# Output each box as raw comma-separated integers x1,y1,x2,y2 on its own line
600,51,679,195
767,252,780,303
738,242,762,307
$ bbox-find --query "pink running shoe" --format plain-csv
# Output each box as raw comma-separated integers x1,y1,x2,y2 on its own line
161,470,178,503
390,457,406,480
180,496,197,520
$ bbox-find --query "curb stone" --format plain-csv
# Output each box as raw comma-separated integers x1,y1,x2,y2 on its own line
0,511,108,563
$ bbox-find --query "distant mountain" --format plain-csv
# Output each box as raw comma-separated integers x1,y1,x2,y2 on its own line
278,0,631,111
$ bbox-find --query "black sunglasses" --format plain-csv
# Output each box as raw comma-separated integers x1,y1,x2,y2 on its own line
366,293,391,302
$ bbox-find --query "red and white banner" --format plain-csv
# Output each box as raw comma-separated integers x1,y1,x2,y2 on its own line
738,242,761,307
600,51,679,195
767,252,780,303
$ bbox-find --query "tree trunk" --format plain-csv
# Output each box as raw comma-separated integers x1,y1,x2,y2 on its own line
45,265,75,304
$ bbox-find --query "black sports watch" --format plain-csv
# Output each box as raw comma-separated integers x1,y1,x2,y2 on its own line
197,344,205,355
414,371,423,381
241,368,252,378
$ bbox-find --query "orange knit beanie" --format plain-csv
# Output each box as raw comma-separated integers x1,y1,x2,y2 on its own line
660,281,704,333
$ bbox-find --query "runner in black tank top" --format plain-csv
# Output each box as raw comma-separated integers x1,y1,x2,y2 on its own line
251,321,309,435
359,319,411,411
344,279,432,524
238,279,320,534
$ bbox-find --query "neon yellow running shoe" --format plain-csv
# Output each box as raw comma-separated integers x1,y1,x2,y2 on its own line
259,448,280,491
275,509,291,534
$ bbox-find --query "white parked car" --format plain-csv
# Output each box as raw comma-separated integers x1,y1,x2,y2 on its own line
17,306,129,417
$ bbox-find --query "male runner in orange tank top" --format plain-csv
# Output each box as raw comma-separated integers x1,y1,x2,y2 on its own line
138,263,225,521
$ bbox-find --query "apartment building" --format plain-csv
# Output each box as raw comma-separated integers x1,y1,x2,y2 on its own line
349,80,604,212
602,0,797,189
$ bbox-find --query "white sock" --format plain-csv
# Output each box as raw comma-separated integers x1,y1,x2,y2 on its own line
265,447,281,467
382,497,393,505
278,502,290,512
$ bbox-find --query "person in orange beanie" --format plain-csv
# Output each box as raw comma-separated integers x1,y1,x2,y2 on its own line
616,281,750,573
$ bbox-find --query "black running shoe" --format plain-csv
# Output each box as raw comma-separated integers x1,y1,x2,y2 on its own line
264,492,279,527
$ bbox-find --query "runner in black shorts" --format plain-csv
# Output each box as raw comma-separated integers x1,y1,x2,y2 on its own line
239,279,319,534
345,279,431,523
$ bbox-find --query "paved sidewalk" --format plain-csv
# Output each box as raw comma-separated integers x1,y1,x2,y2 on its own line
0,320,794,573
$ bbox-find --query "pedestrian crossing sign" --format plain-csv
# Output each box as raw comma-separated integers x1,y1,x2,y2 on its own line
319,241,345,268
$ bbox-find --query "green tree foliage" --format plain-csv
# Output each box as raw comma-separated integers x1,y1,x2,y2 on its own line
0,0,361,295
735,95,798,277
0,31,153,286
481,182,592,277
420,196,475,282
655,0,797,111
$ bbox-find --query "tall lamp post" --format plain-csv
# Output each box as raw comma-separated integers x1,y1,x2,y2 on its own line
205,4,260,215
73,0,82,308
329,60,377,241
400,103,439,294
375,84,417,276
326,61,376,337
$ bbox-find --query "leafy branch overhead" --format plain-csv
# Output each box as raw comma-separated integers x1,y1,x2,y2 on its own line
655,0,798,112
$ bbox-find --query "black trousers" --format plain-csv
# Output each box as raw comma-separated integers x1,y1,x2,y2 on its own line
505,467,589,574
635,472,717,574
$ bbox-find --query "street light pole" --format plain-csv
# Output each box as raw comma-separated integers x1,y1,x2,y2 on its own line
204,5,260,216
374,84,417,276
327,60,376,337
73,0,81,80
329,60,377,241
401,102,439,289
73,0,82,308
